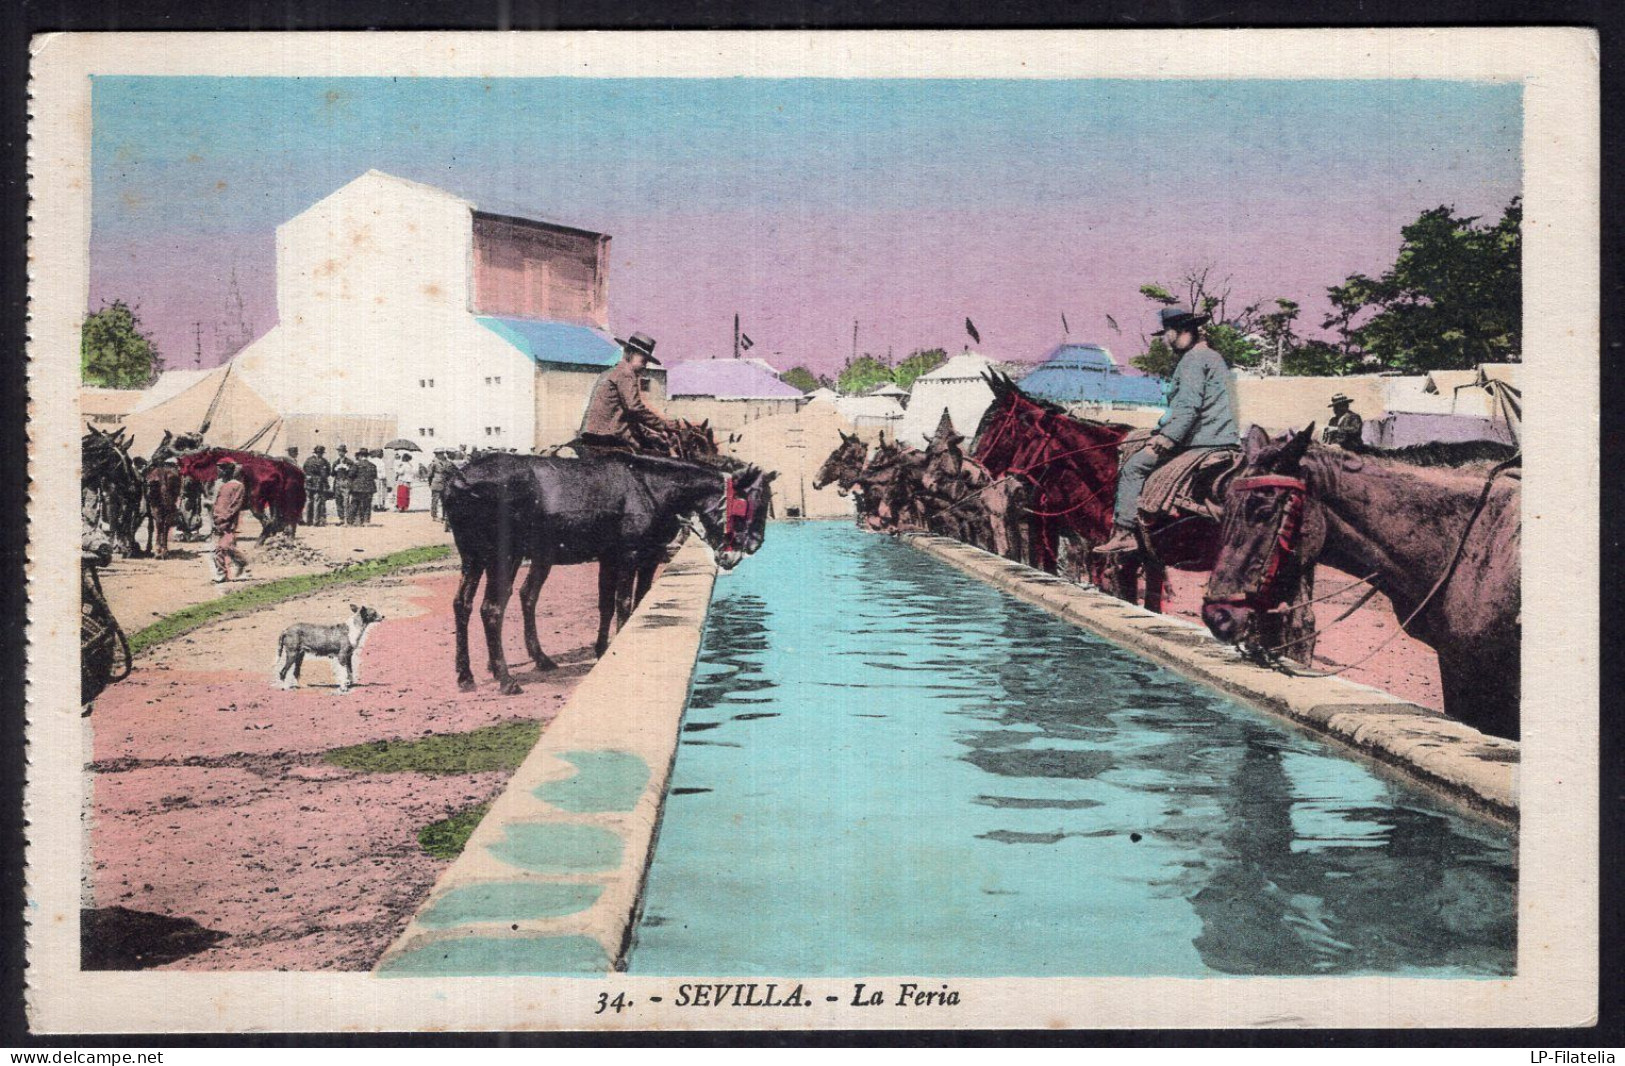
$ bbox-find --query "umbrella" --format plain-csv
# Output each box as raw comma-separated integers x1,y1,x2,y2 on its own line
384,438,421,452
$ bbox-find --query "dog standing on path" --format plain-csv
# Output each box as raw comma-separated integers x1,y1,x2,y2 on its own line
273,604,383,692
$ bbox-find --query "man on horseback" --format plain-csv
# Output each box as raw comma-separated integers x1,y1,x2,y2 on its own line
1321,393,1364,450
1096,305,1239,555
578,332,677,454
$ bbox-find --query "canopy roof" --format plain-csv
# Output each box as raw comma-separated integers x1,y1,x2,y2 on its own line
1020,342,1165,406
666,359,805,400
476,317,622,368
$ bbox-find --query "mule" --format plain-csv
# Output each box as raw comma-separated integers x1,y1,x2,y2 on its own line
443,451,774,694
82,426,147,557
917,423,1028,561
1201,425,1521,741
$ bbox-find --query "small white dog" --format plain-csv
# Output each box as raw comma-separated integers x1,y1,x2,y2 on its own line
273,604,383,692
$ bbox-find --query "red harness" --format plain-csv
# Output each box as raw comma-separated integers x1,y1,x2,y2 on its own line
1206,474,1308,608
721,475,753,552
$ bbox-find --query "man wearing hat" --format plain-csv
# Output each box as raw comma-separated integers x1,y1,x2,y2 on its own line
1096,306,1240,555
330,445,356,526
1321,393,1364,450
209,459,251,583
302,444,332,526
429,449,458,524
578,332,677,453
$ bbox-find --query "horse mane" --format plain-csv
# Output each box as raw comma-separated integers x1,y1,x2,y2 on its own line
1364,439,1518,470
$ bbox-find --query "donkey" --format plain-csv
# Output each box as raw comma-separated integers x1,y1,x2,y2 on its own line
918,421,1029,561
443,451,774,695
1202,425,1521,741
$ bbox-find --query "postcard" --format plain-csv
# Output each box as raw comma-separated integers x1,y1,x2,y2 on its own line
26,28,1598,1032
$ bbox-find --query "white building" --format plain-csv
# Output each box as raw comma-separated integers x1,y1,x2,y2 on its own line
228,170,630,454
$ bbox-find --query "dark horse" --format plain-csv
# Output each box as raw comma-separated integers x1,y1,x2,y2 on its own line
1202,425,1521,741
443,451,775,694
82,426,147,557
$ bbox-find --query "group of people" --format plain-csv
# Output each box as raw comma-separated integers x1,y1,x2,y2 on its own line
295,444,391,527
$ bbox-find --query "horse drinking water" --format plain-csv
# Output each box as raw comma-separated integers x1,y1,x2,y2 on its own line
442,451,775,695
1201,425,1521,741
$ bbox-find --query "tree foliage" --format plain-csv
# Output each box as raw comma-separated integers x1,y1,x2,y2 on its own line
892,348,947,390
82,301,163,388
836,354,895,395
1325,199,1522,372
779,365,821,393
1129,198,1520,377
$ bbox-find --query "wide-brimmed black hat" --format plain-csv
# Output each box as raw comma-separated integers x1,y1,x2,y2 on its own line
1155,306,1211,333
1329,393,1353,407
617,332,661,365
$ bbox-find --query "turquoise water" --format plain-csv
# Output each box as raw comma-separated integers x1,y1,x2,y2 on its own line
630,523,1515,977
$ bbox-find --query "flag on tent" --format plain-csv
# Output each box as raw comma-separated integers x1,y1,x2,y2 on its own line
740,334,754,350
965,318,981,345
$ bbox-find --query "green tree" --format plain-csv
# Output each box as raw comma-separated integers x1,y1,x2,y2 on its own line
892,348,947,390
1131,268,1266,374
1132,337,1178,378
779,365,821,393
82,301,163,388
836,354,894,395
1328,198,1522,372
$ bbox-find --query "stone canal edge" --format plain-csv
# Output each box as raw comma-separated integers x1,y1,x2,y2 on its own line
374,536,719,977
903,533,1517,826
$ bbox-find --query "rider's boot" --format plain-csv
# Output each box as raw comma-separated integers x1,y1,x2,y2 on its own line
1092,525,1138,555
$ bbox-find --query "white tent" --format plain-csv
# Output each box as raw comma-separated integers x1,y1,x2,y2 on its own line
895,351,1000,447
834,394,906,429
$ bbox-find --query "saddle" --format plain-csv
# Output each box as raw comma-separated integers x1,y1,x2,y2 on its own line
1136,446,1242,524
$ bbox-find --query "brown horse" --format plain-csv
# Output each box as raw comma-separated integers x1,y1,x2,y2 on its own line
143,463,183,558
813,430,869,495
1201,425,1521,741
176,448,306,538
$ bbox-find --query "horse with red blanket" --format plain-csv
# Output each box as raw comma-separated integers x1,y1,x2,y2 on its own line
176,448,306,539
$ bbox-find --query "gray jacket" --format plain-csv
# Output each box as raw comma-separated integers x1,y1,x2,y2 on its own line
1157,344,1239,449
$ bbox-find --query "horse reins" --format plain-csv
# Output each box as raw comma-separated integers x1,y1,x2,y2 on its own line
1245,454,1521,679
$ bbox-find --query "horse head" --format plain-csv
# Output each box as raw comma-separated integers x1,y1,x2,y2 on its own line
1201,423,1320,649
695,465,777,570
812,430,867,493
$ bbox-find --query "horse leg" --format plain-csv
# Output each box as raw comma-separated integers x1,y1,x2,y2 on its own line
1109,554,1140,604
1143,559,1165,614
480,553,524,695
1439,648,1519,742
594,561,619,658
632,557,658,609
614,565,638,629
452,555,482,691
517,560,557,671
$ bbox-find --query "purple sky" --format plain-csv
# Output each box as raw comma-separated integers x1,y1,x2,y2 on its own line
90,77,1521,376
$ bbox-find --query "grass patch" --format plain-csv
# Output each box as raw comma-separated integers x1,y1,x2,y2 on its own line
418,801,493,860
128,543,453,656
322,719,543,775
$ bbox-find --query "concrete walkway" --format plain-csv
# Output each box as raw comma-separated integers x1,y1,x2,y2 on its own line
905,534,1517,824
374,538,718,976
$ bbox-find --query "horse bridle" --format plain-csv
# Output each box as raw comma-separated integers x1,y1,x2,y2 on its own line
720,474,755,553
1206,474,1308,610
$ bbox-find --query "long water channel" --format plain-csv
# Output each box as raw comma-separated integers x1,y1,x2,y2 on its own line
629,522,1515,977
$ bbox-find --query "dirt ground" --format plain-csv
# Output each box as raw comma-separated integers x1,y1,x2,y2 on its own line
100,509,456,635
87,561,605,971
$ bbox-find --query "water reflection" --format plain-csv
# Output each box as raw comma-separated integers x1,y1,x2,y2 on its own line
633,523,1515,977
